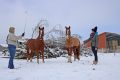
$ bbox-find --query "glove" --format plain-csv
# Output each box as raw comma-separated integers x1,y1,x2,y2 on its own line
21,32,25,37
95,47,98,50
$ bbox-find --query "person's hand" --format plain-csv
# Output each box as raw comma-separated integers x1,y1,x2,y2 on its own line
95,47,98,50
21,32,25,37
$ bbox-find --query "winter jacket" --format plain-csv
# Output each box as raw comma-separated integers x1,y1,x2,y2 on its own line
6,33,22,47
91,32,98,48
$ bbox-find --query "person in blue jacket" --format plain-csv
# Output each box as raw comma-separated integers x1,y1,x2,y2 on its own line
90,26,98,65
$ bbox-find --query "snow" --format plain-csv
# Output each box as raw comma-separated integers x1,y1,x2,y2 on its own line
0,52,120,80
18,39,27,43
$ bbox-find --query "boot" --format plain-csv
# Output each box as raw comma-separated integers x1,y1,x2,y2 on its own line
93,60,98,65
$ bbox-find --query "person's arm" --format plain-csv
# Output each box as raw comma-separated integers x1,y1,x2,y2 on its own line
95,33,98,50
89,33,92,40
8,34,22,42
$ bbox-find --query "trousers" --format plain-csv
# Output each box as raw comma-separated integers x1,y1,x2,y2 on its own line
8,44,16,69
92,46,98,61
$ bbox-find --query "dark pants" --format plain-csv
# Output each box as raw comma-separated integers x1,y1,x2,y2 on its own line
8,44,16,69
92,46,98,61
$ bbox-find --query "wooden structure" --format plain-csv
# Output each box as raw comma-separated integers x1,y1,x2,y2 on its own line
65,26,80,63
26,27,45,63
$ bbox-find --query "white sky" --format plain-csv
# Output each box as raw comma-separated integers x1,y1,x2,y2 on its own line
0,0,120,44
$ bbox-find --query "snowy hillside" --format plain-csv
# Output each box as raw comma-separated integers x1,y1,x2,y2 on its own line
0,52,120,80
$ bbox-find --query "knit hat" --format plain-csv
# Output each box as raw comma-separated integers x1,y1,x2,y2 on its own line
92,26,97,32
94,26,97,32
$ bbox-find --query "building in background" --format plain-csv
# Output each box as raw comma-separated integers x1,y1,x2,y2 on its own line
84,32,120,53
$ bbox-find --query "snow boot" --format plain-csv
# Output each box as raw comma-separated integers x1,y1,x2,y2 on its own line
93,60,98,65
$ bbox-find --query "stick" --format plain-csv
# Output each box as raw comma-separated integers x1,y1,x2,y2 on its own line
24,25,26,33
24,10,28,34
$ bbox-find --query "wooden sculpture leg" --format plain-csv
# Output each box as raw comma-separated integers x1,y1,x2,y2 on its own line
36,51,39,64
41,50,45,63
30,50,34,62
26,48,29,62
73,48,77,61
68,48,72,63
77,48,80,60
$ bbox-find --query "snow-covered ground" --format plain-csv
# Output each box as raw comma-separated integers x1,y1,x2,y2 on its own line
0,52,120,80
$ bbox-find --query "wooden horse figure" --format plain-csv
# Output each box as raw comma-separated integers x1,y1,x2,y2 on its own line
26,27,45,64
65,26,80,63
